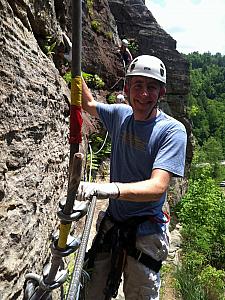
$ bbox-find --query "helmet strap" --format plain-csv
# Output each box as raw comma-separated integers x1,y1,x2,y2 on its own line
144,89,162,120
145,102,158,120
126,79,131,105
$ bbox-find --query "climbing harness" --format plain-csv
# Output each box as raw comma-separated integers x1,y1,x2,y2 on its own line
85,212,168,299
23,1,96,299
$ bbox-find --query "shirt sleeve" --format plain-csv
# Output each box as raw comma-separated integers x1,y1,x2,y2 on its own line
96,102,132,135
153,125,187,177
96,102,116,134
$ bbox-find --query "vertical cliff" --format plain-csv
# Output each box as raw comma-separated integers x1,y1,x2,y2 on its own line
0,0,192,299
0,1,71,298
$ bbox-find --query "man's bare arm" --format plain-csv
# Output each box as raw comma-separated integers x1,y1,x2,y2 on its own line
77,169,172,202
117,169,172,202
82,78,99,118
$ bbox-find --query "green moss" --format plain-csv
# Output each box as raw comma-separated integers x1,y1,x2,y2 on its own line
91,20,101,33
86,0,94,16
104,31,113,41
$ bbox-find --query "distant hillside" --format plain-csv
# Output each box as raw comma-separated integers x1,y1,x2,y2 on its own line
185,52,225,157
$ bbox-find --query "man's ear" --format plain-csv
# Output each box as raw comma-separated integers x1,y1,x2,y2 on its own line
159,86,166,97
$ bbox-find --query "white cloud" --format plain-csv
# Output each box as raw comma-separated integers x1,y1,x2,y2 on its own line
145,0,225,54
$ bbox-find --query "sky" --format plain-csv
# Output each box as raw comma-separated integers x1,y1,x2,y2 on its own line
145,0,225,55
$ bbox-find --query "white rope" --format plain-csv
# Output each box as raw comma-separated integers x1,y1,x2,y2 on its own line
93,131,108,155
86,58,125,180
88,142,93,182
88,131,109,181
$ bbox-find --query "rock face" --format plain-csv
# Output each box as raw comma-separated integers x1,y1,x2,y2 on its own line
0,0,192,299
0,1,70,298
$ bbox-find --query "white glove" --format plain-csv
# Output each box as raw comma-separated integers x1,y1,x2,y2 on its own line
77,181,120,201
62,33,72,62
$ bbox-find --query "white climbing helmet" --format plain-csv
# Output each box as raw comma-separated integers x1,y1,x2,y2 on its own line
117,94,125,102
126,55,166,84
121,39,129,47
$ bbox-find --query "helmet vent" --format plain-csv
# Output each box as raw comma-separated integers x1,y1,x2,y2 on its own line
144,67,151,71
130,63,136,71
160,69,164,77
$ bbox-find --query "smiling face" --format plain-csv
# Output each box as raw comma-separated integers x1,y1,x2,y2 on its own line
126,76,165,121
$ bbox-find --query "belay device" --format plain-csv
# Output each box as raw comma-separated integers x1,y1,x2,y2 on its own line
23,1,96,299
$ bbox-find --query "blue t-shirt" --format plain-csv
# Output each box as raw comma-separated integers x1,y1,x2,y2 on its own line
97,103,187,235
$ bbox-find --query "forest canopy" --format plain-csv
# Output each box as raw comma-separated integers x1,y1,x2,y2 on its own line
184,52,225,161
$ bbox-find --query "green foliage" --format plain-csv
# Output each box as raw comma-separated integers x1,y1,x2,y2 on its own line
172,52,225,298
185,52,225,158
43,36,56,56
106,93,116,104
86,0,94,16
188,103,199,118
190,145,225,183
174,265,207,300
63,253,76,296
91,20,101,33
128,39,139,55
182,251,206,273
201,137,223,164
86,132,111,180
63,71,72,84
178,175,225,267
175,263,225,300
175,168,225,299
104,31,113,41
82,72,105,89
87,153,99,172
198,266,225,300
63,71,105,90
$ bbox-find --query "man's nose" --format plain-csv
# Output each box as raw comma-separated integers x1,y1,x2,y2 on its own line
139,88,149,97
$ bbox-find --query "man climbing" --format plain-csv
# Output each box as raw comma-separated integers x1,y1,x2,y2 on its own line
76,55,187,300
118,39,133,68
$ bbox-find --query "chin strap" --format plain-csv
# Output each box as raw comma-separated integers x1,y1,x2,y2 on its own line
144,103,158,121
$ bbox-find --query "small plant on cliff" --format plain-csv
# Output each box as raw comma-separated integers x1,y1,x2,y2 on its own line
43,35,56,56
128,39,139,55
104,31,113,41
86,0,94,16
91,20,101,33
63,71,105,90
86,132,111,181
63,71,72,84
106,93,116,104
82,72,105,89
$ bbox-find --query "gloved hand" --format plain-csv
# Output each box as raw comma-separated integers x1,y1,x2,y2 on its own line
62,33,72,62
77,181,120,201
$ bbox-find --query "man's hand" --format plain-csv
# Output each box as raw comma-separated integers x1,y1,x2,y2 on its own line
77,182,120,201
62,33,72,62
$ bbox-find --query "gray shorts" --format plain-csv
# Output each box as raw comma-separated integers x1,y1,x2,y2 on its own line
86,215,170,300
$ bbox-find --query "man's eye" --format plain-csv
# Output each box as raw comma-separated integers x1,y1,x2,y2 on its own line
134,84,142,89
147,86,157,91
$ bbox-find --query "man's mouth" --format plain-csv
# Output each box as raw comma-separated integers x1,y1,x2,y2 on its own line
135,99,152,105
